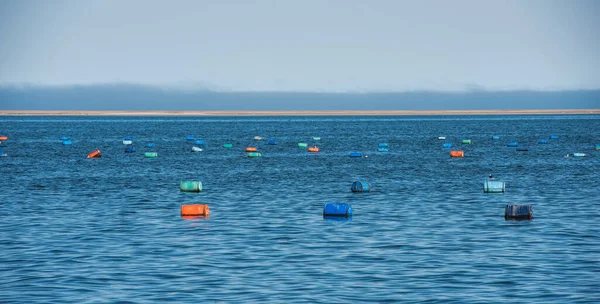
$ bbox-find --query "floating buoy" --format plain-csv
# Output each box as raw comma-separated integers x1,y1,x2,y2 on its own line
538,139,548,144
0,152,7,157
550,135,558,139
195,140,205,145
308,146,319,152
180,181,202,192
313,137,321,141
505,204,533,220
462,139,472,144
438,136,446,140
145,143,155,148
351,181,370,193
247,152,262,158
483,180,505,193
450,150,464,158
268,139,276,145
254,136,262,141
245,147,257,152
0,136,7,141
507,142,518,147
349,152,362,158
60,136,69,141
223,143,233,148
378,143,389,148
181,204,210,216
573,153,586,157
123,137,133,145
186,136,195,141
442,143,452,148
492,136,500,140
323,202,352,217
125,146,135,153
144,152,158,158
377,147,389,152
62,140,72,145
191,146,203,152
516,148,528,152
87,149,101,158
298,143,308,148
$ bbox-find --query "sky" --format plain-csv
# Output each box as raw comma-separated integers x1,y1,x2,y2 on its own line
0,0,599,92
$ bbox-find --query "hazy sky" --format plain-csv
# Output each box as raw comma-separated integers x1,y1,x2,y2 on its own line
0,0,598,92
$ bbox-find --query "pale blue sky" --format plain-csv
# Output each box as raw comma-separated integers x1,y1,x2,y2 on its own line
0,0,598,92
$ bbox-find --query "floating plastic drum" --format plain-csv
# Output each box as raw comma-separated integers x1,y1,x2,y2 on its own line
378,143,389,147
125,147,135,153
0,152,7,157
483,180,505,193
323,203,352,217
550,135,558,139
505,204,533,220
191,146,203,152
181,204,210,216
268,139,276,145
247,152,262,158
180,181,202,192
254,136,262,141
62,140,72,145
377,147,389,152
145,143,155,148
313,137,321,141
195,140,205,145
538,139,548,144
450,150,464,158
573,153,586,157
298,143,308,148
349,152,362,158
438,136,446,140
462,139,472,144
507,142,518,147
87,149,101,158
245,147,257,152
443,143,452,148
492,136,500,140
351,181,370,193
0,136,8,141
144,152,158,158
186,136,195,141
308,146,319,152
123,137,133,145
223,143,233,148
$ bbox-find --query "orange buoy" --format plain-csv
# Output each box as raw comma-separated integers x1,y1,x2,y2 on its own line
87,149,102,158
308,146,319,152
450,150,464,158
181,204,210,217
0,136,7,141
245,147,257,152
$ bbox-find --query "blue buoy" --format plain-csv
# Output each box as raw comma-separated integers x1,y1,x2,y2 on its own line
195,140,205,145
483,180,505,193
349,152,362,158
505,204,533,220
268,139,277,145
377,147,389,152
145,143,155,148
443,143,452,148
323,203,352,217
125,147,135,153
378,143,388,148
492,136,500,140
550,135,558,139
507,142,517,147
186,136,195,141
62,140,72,145
351,181,370,192
0,152,7,157
538,139,548,144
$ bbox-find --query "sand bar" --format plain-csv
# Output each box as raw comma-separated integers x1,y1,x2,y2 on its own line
0,109,599,116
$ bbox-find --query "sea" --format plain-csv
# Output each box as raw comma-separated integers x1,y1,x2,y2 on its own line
0,115,599,303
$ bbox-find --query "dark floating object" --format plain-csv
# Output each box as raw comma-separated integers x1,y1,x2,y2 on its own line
351,181,370,193
323,202,352,217
516,148,529,152
125,146,135,153
505,204,533,220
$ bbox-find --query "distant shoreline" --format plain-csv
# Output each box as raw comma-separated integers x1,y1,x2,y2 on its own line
0,109,599,116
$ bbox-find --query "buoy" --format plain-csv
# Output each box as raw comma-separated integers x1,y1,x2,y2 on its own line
87,149,101,158
0,152,7,157
492,136,500,140
191,146,203,152
349,152,362,158
351,181,370,192
323,202,352,217
516,148,528,152
60,136,69,141
268,139,276,145
145,143,155,148
144,152,158,158
247,152,262,158
450,150,464,158
377,147,389,152
462,139,472,144
245,147,257,152
378,143,389,148
483,180,505,193
254,136,262,141
573,153,586,157
195,140,205,145
538,139,548,144
123,137,133,145
180,181,202,192
313,137,321,141
125,146,135,153
505,204,533,220
223,143,233,148
62,140,72,145
308,146,319,152
550,135,558,139
186,136,195,141
298,143,308,148
442,143,452,148
181,204,210,216
0,136,7,141
507,142,518,147
437,136,446,140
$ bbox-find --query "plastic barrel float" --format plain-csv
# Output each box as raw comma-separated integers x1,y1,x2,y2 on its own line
144,152,158,158
247,152,262,158
308,146,319,152
349,152,362,158
268,139,276,145
507,142,518,147
505,204,533,220
298,143,308,148
223,143,233,148
123,137,133,145
438,136,446,140
351,181,370,193
492,136,500,140
483,180,505,193
550,135,559,139
377,147,389,152
87,149,101,158
180,181,202,192
462,139,472,144
245,147,257,152
125,146,135,153
186,136,195,141
313,137,321,141
181,204,210,217
573,153,586,157
450,150,464,158
254,136,263,141
323,203,352,217
0,136,8,141
191,146,203,152
443,143,452,148
0,152,7,157
195,140,205,145
145,143,156,148
538,139,548,144
62,140,72,145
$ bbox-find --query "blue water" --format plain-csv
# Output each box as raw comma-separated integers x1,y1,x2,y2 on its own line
1,115,599,303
